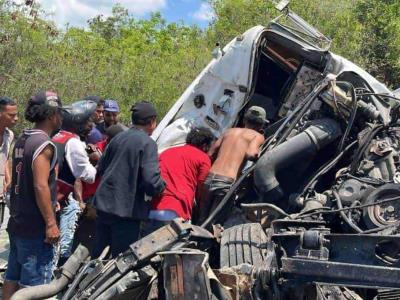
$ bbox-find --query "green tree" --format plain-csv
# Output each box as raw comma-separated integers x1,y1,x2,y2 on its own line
1,0,400,134
88,4,129,41
355,0,400,87
0,2,211,128
208,0,364,66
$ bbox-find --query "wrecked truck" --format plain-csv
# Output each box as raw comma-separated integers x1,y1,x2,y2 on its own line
11,3,400,300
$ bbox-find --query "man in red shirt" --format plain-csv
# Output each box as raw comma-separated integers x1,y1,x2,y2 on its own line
143,127,215,235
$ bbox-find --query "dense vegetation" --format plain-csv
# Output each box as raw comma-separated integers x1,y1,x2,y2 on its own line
1,0,399,129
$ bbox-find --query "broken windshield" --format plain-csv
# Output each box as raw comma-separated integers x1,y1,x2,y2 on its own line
271,10,332,51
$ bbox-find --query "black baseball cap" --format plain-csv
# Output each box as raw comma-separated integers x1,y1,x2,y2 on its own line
131,101,157,123
29,90,63,109
105,123,128,140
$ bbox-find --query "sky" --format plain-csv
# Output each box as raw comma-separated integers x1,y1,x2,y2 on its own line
31,0,215,29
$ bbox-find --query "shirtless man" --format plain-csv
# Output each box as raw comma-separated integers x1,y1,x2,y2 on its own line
197,106,266,224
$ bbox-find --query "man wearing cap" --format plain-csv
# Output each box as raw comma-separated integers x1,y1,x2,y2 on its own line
93,101,165,258
197,106,266,224
96,99,124,136
3,91,63,299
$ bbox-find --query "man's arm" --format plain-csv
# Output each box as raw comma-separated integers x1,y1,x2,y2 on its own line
195,157,211,200
4,133,14,193
65,138,97,183
4,159,11,193
73,179,88,212
32,144,59,244
141,140,165,197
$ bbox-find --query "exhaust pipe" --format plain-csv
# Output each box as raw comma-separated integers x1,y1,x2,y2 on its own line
11,245,89,300
254,119,341,201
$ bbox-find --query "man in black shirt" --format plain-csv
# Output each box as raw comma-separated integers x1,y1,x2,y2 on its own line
93,101,165,258
3,91,64,299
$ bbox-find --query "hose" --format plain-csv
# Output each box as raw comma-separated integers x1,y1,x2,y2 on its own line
61,260,98,300
11,245,89,300
262,76,335,152
357,93,400,102
335,81,357,153
333,190,363,233
296,81,357,200
361,222,400,234
297,140,358,203
240,203,290,217
255,119,341,199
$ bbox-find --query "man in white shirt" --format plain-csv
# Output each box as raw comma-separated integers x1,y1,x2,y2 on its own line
52,100,97,265
0,97,18,222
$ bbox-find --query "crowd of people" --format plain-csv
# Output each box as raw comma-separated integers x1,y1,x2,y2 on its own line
0,90,267,299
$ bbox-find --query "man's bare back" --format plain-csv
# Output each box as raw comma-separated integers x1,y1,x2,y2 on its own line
209,128,265,180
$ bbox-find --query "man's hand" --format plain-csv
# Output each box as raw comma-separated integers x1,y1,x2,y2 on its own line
85,144,97,154
79,201,87,213
45,223,60,244
88,152,101,165
54,201,61,212
85,204,97,220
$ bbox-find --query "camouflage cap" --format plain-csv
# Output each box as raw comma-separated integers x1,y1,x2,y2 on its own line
244,106,268,124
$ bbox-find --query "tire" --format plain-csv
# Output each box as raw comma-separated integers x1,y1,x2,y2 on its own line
220,223,268,268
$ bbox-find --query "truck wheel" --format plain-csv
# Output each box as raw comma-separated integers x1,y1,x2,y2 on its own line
220,223,269,268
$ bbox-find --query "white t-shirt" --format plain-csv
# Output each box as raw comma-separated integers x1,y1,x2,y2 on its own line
64,137,96,184
0,128,14,194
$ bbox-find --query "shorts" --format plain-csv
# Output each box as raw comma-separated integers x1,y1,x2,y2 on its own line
4,233,54,286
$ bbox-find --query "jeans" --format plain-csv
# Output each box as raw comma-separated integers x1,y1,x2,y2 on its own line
58,196,81,262
197,173,235,225
141,210,179,237
92,210,141,258
140,219,171,238
5,234,54,286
